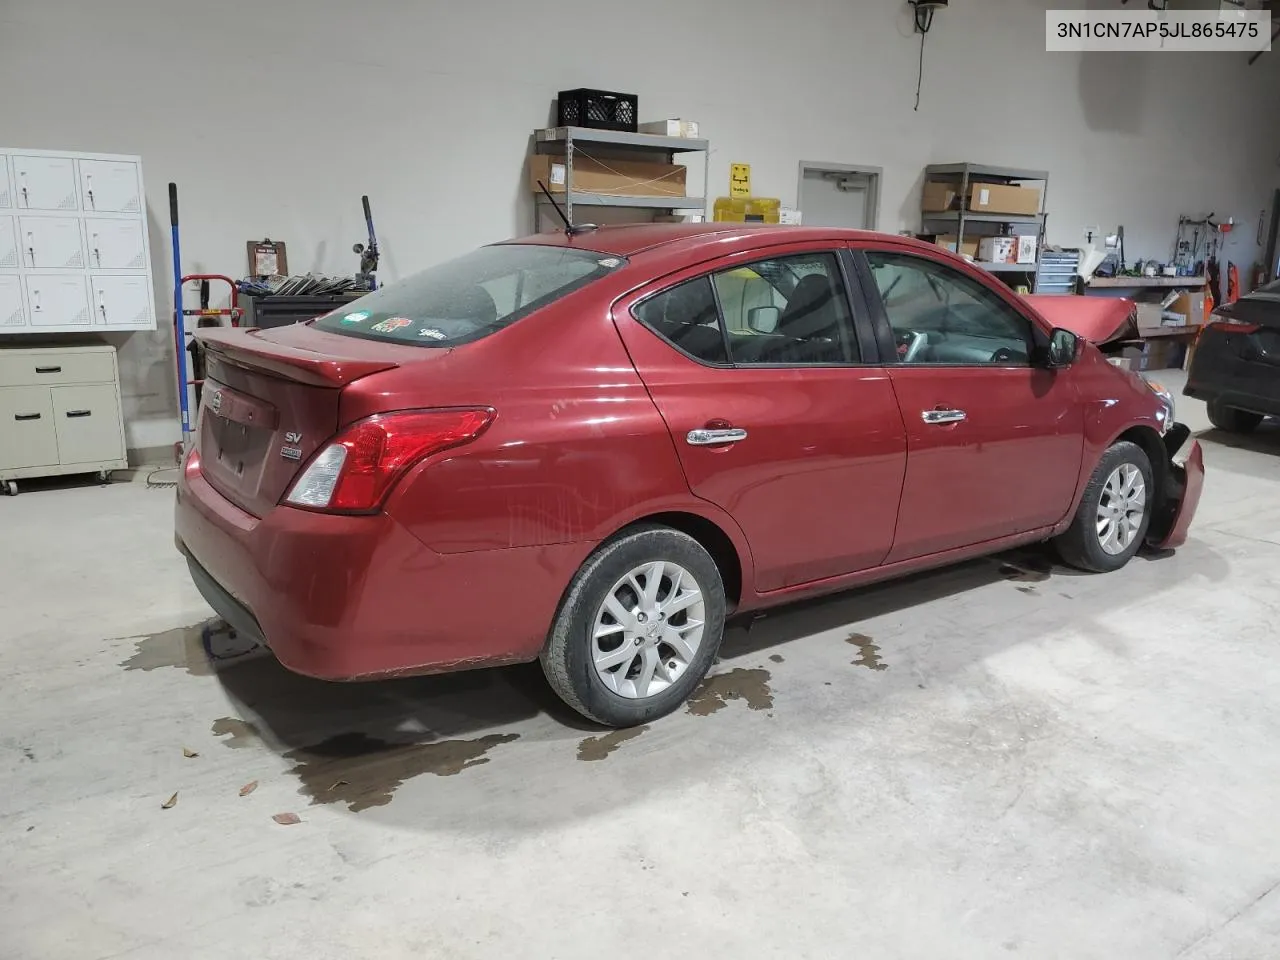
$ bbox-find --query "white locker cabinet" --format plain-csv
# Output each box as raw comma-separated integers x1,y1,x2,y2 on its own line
78,159,141,214
18,216,85,269
0,345,128,492
91,274,152,326
0,215,17,268
0,148,156,334
25,274,91,327
0,276,25,328
85,218,145,270
12,155,78,211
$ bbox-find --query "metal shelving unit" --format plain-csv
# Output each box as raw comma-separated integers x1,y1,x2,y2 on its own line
922,162,1049,289
532,126,708,231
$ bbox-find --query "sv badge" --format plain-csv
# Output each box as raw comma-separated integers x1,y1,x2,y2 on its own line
281,431,303,461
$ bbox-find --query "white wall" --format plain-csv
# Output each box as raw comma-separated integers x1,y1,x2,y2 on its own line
2,0,1278,451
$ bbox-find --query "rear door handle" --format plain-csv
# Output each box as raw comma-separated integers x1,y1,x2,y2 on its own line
687,427,748,446
922,409,966,425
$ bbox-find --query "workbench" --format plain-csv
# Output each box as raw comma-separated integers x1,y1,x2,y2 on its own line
1082,275,1210,371
1085,275,1208,290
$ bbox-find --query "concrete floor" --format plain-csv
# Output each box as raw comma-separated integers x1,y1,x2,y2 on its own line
4,370,1280,959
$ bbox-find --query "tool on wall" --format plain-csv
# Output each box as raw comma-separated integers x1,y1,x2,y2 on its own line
352,195,380,291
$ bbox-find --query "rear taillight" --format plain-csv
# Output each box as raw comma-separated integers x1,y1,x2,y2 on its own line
284,408,493,513
1208,317,1260,335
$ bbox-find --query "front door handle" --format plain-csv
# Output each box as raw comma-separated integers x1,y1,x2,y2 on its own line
922,409,966,425
687,427,748,446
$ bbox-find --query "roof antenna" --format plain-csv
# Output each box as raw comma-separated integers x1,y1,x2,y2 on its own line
536,180,598,237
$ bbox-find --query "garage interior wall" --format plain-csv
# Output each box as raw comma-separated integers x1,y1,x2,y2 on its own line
2,0,1278,455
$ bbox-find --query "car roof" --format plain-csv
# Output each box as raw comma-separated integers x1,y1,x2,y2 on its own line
499,222,925,258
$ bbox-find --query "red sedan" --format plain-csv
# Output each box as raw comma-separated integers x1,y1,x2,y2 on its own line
175,224,1203,727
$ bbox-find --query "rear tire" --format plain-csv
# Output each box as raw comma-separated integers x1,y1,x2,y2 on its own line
1207,399,1263,433
541,525,726,728
1054,441,1153,573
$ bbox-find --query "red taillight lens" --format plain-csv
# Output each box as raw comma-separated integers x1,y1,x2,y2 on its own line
184,448,202,480
1208,318,1260,335
285,408,493,513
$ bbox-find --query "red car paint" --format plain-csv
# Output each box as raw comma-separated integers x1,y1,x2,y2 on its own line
174,224,1204,681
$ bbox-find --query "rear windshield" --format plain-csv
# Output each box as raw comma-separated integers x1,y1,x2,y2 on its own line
312,244,626,346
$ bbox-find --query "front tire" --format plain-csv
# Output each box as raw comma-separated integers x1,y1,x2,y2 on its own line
541,525,726,728
1207,399,1263,433
1054,440,1153,573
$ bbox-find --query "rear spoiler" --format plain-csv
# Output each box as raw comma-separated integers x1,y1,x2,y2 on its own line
196,327,398,388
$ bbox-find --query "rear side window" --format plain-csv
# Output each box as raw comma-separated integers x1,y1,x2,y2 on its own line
313,244,625,347
633,277,729,364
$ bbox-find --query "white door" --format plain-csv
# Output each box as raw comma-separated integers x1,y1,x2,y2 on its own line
12,155,78,211
0,276,25,328
25,275,91,327
91,274,153,326
0,156,11,209
78,159,141,214
84,219,146,270
0,215,17,268
19,216,85,269
799,169,874,229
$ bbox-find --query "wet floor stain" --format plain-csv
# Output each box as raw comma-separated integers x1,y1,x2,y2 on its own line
997,554,1053,583
769,654,785,664
212,717,261,749
577,726,648,762
21,747,35,761
846,633,888,672
284,732,519,812
118,619,258,675
686,668,774,716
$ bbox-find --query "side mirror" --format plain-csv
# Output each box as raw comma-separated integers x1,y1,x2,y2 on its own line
1045,327,1079,368
747,305,780,333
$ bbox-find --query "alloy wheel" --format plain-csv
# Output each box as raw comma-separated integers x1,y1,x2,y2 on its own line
1096,463,1146,556
591,560,706,700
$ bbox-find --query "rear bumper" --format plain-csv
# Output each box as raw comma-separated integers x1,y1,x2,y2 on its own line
1148,424,1204,551
175,463,588,680
1183,381,1280,418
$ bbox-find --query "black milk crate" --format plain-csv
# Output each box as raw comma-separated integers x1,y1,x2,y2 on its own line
557,88,638,132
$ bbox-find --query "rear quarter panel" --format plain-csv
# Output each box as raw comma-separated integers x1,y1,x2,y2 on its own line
370,274,755,579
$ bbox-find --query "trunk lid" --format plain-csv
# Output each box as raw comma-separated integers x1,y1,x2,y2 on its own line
195,325,418,517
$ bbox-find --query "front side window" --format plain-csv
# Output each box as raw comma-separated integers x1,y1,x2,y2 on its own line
312,244,625,347
866,251,1032,365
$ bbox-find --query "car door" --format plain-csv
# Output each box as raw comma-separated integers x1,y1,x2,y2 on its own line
613,244,907,593
853,244,1084,563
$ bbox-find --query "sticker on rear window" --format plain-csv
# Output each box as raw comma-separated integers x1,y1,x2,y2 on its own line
597,257,622,268
342,310,370,323
417,327,447,340
370,316,412,333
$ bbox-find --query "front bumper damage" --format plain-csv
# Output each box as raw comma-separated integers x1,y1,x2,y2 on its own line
1147,423,1204,550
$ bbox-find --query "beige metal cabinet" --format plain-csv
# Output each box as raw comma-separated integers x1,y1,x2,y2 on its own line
0,344,127,494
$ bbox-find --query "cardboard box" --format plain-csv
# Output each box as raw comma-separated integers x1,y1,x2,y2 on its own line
968,182,1041,216
922,181,959,212
978,236,1018,264
1136,303,1165,335
639,119,700,138
1161,290,1206,328
934,234,979,258
1016,234,1038,264
529,154,687,198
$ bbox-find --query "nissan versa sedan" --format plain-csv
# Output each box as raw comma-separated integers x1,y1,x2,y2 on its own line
175,224,1204,727
1185,277,1280,432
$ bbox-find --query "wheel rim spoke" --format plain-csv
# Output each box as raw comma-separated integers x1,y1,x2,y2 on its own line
595,643,638,671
